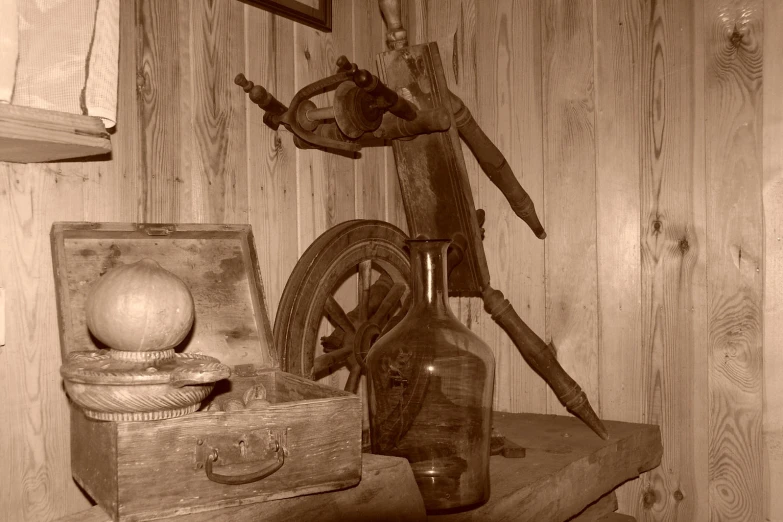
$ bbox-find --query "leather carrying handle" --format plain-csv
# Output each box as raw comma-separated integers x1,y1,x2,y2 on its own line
204,441,285,485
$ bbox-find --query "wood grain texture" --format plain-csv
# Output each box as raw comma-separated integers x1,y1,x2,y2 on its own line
56,454,426,522
763,0,783,519
4,1,782,520
51,224,275,369
244,10,298,322
294,4,355,256
352,0,387,221
189,0,248,224
0,105,111,163
474,0,547,415
570,491,619,522
541,0,599,414
136,0,186,222
0,163,92,521
67,372,361,522
428,412,662,522
294,1,355,392
637,0,709,519
593,0,644,514
705,1,764,520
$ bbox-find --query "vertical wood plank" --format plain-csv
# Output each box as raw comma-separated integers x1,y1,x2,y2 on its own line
637,0,709,518
244,10,298,322
593,0,643,512
475,0,547,414
352,0,387,221
541,0,599,414
763,0,783,518
0,163,91,521
294,9,355,256
704,1,764,520
594,0,643,425
136,0,185,223
176,0,194,223
189,0,248,224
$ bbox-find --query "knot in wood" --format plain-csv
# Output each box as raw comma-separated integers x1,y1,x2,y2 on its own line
730,28,744,49
642,488,657,509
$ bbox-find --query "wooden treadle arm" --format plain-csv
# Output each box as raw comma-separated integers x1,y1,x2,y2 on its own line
482,284,609,440
449,91,547,240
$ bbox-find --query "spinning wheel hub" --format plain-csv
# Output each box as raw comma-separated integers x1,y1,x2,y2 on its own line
273,220,410,394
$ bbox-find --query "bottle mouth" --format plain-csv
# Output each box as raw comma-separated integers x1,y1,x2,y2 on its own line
405,237,452,245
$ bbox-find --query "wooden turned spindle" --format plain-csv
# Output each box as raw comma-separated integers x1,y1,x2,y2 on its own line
379,0,408,49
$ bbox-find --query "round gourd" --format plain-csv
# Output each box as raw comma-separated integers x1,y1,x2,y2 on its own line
86,259,195,352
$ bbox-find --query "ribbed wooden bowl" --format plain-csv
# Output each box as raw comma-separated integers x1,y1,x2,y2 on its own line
61,350,230,421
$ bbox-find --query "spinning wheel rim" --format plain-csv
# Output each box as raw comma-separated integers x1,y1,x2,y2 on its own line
273,220,410,383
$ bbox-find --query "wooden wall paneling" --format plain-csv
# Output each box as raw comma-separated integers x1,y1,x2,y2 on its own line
474,0,547,414
189,0,248,224
762,0,783,517
176,0,195,223
637,0,709,518
136,0,187,222
594,0,643,426
541,0,599,415
352,0,387,221
295,4,356,390
704,1,764,520
593,0,643,513
244,9,298,322
0,163,92,521
293,9,355,254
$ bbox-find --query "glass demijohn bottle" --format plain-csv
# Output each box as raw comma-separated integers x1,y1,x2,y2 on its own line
366,239,495,513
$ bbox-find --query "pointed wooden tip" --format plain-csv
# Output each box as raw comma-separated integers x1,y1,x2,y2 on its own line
569,401,610,440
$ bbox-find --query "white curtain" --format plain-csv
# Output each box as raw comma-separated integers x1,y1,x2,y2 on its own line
2,0,119,129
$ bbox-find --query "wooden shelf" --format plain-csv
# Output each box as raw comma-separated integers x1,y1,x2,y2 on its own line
0,103,111,163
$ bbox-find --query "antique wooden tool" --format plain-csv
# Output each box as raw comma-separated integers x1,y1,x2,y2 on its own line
236,0,607,440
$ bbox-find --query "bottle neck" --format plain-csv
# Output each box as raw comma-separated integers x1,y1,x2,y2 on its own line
408,240,451,311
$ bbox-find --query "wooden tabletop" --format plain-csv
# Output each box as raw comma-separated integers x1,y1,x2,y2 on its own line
430,412,662,521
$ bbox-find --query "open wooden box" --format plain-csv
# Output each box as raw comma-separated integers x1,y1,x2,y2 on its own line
51,222,362,522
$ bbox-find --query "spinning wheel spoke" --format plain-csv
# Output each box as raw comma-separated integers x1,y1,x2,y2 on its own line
312,343,354,377
321,273,399,352
344,360,363,394
324,295,356,335
370,283,406,328
358,260,373,322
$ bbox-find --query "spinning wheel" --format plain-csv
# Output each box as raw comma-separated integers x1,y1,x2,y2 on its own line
273,220,410,393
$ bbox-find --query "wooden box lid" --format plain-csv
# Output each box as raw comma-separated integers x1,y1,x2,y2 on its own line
51,222,278,370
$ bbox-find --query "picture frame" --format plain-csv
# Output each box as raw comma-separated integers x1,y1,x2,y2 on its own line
244,0,332,33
